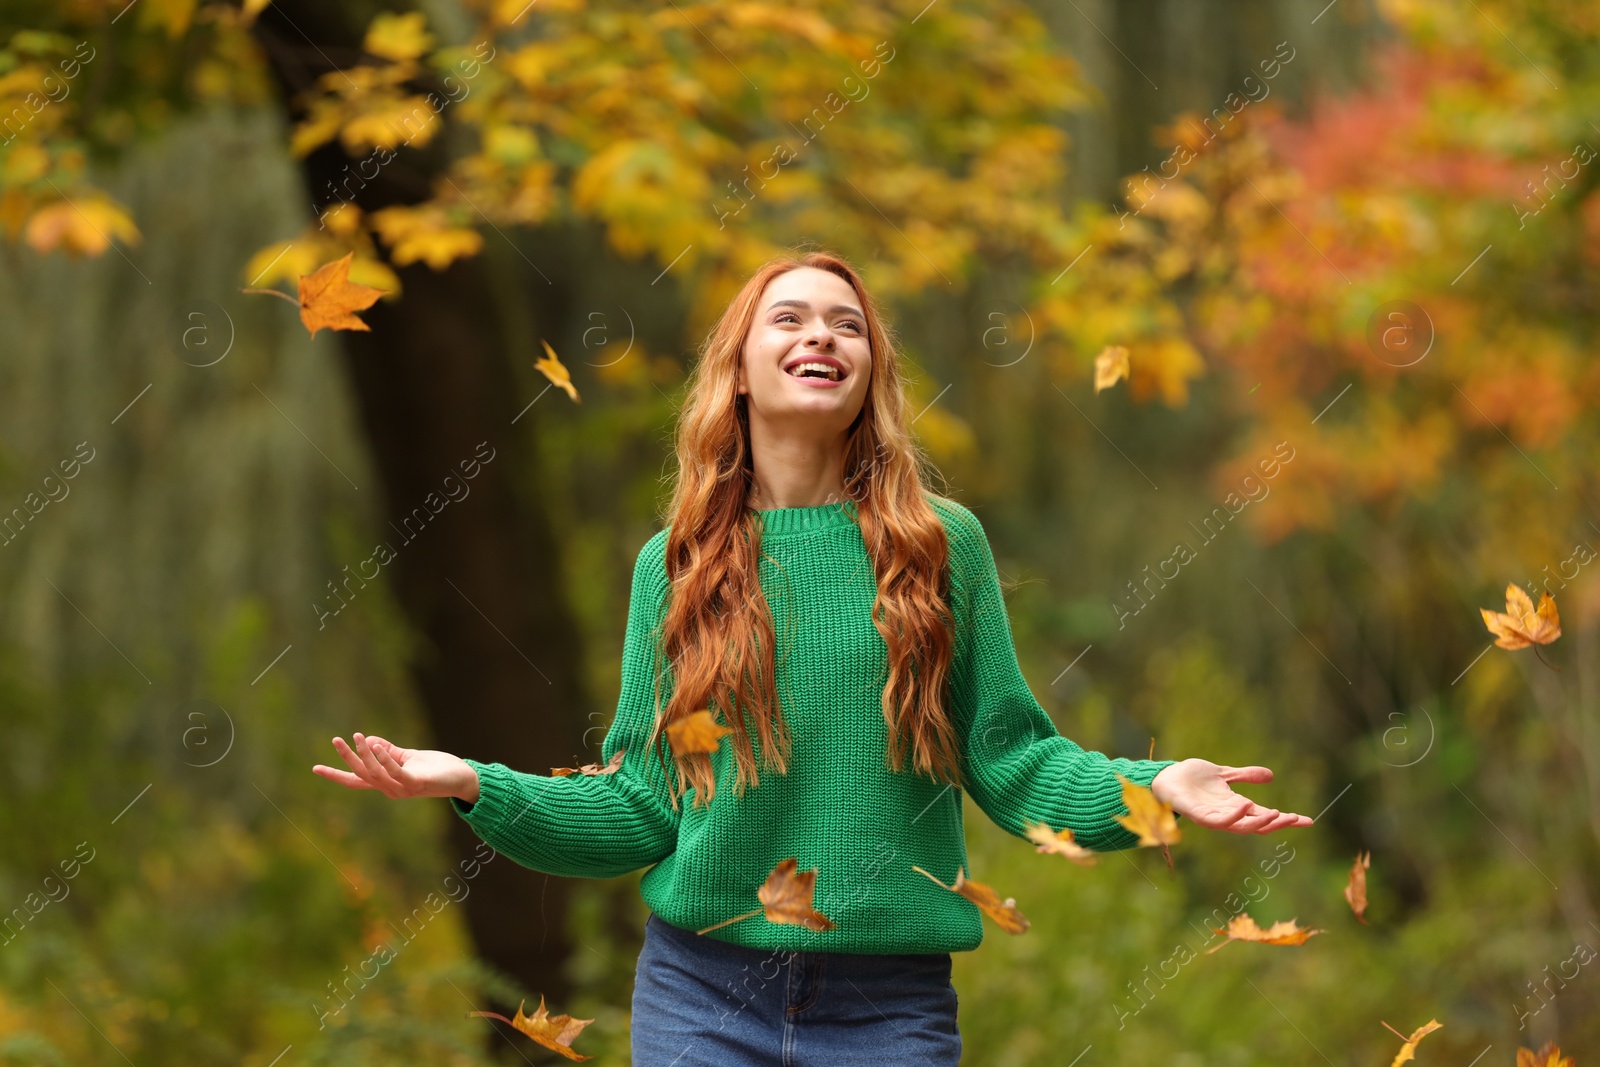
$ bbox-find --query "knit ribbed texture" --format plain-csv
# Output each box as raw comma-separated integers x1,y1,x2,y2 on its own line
450,493,1177,954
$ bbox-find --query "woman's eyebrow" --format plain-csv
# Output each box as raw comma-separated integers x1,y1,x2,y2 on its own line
767,299,865,317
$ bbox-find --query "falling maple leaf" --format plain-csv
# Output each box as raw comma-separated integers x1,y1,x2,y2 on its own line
243,251,389,338
536,339,581,402
1345,850,1371,924
1518,1042,1574,1067
1204,913,1324,954
1094,345,1130,393
551,749,625,778
1480,583,1561,650
666,709,731,755
468,995,594,1061
1113,773,1181,869
912,865,1030,934
1023,821,1098,866
1381,1018,1442,1067
697,857,835,934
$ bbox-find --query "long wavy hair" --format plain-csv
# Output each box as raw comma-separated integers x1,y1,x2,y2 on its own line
643,251,965,811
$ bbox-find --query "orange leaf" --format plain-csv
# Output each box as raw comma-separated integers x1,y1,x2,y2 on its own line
1480,583,1561,650
551,749,624,778
1518,1042,1574,1067
954,867,1030,934
1344,850,1371,924
1113,773,1182,848
756,857,836,931
666,709,732,755
1204,913,1323,954
912,865,1030,934
297,251,388,337
1381,1018,1442,1067
1093,344,1130,393
1022,820,1098,866
537,339,581,402
468,995,594,1061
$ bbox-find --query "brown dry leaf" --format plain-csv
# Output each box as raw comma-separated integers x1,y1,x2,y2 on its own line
297,251,388,337
912,865,1030,934
1382,1018,1442,1067
666,709,732,755
468,995,594,1061
1094,345,1130,393
537,338,581,402
1113,773,1181,848
697,856,835,935
551,749,625,778
955,867,1030,934
1480,583,1561,650
1518,1042,1574,1067
1344,850,1371,924
757,857,836,932
1023,821,1098,866
1204,913,1324,954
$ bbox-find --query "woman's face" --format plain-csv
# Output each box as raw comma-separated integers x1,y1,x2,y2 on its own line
737,267,871,431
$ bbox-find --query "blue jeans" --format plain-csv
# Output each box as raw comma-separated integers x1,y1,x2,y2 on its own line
630,912,962,1066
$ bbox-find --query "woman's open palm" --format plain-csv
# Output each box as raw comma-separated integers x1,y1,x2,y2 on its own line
1151,759,1312,835
312,732,477,802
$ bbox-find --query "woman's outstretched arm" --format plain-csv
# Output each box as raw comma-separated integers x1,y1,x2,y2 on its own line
312,530,683,879
936,500,1310,849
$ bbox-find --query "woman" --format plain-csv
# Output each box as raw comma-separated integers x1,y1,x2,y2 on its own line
313,251,1312,1065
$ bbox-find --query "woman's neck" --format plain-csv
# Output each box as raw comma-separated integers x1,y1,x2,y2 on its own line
745,422,851,508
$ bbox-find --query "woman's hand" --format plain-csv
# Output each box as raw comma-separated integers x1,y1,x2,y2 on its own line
312,732,480,804
1148,759,1311,835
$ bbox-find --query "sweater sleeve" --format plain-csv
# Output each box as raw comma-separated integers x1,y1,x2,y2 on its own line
447,530,682,879
939,501,1179,852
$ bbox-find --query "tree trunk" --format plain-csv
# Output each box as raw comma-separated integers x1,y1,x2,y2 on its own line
250,0,590,1038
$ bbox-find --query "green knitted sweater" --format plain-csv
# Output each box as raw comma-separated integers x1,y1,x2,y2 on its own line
450,494,1178,954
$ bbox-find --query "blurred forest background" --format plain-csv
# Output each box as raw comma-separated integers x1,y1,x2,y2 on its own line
1,0,1597,1063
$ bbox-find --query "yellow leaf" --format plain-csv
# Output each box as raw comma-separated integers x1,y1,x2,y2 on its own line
536,339,581,402
469,996,594,1061
1112,773,1181,848
1344,850,1371,924
756,857,836,931
363,12,435,61
1518,1042,1574,1067
666,709,732,755
1022,821,1098,866
1382,1018,1442,1067
1205,913,1324,953
1480,583,1560,650
1093,344,1130,393
295,251,389,337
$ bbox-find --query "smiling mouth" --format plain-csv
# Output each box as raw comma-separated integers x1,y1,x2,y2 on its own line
785,361,845,382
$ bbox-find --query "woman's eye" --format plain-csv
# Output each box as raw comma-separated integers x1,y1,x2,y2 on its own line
840,321,863,332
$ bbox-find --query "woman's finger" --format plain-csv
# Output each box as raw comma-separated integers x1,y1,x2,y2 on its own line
1226,805,1282,834
312,764,376,790
352,732,406,794
1218,764,1274,784
371,742,413,786
331,737,374,783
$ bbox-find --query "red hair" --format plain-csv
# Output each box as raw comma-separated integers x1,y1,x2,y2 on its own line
645,250,964,810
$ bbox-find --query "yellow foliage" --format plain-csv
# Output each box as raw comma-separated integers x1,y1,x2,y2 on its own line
368,205,484,270
364,12,435,62
23,195,141,256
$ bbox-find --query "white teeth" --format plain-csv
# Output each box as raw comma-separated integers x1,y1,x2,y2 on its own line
786,361,841,381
